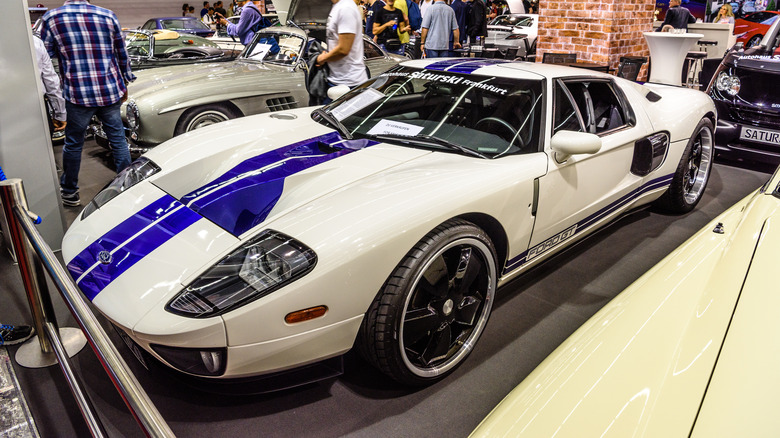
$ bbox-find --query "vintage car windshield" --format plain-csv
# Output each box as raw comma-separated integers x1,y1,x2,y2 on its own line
490,15,534,27
161,18,210,30
124,31,153,57
319,66,544,159
241,31,305,65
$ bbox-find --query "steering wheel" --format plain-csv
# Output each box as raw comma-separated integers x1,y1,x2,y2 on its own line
475,117,527,156
475,117,517,141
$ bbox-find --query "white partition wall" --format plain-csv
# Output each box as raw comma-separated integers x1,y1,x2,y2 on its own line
1,0,66,250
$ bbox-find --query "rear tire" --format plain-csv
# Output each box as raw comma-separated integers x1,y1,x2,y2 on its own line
358,219,497,386
655,118,714,213
174,103,239,135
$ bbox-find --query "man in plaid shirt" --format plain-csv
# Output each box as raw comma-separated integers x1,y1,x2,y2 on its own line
40,0,135,207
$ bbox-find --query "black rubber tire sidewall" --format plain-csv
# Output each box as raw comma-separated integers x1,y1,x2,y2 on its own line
655,117,714,213
357,218,497,386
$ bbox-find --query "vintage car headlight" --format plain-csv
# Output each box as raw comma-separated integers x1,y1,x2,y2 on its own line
126,100,140,130
715,71,741,96
166,230,317,318
81,157,161,219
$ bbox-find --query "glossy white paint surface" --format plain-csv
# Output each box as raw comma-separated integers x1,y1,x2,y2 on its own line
472,169,780,437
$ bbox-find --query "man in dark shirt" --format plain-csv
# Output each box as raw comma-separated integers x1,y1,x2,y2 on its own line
373,2,410,54
657,0,697,31
467,0,488,44
365,0,385,39
451,0,470,46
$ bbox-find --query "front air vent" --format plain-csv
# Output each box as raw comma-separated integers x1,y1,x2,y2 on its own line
267,96,298,112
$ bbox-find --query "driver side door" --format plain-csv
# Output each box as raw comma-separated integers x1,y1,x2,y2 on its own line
529,78,650,262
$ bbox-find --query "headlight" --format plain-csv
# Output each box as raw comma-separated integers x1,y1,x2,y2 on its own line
715,71,741,96
166,230,317,318
126,100,140,130
505,34,528,40
81,157,160,220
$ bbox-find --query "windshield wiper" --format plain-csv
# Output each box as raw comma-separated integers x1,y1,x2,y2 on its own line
371,134,487,159
313,107,353,140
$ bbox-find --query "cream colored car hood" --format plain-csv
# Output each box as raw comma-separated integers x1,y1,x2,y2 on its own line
472,176,780,437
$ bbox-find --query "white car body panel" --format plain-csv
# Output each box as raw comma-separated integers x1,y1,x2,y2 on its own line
472,169,780,437
63,59,716,379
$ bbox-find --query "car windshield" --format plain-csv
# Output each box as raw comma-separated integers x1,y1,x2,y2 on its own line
161,18,210,30
316,65,544,159
490,15,534,27
124,31,152,57
241,31,305,65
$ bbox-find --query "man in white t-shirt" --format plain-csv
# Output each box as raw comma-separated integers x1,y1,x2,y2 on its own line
317,0,368,93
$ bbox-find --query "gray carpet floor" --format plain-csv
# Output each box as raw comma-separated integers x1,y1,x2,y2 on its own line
0,140,772,437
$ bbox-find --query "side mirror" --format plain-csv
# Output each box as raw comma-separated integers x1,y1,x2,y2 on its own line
550,131,602,163
327,85,350,101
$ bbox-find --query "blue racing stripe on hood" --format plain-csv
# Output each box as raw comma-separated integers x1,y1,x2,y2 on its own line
67,195,200,301
182,131,377,236
426,59,513,73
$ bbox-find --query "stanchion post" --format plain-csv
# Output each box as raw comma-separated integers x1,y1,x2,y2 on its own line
0,178,57,353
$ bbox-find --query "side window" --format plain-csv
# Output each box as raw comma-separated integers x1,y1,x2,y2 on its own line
559,80,630,135
364,39,383,59
142,21,155,30
553,81,584,134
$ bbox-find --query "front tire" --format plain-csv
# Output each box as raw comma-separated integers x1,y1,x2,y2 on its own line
359,219,497,386
655,118,714,213
747,35,762,48
174,103,239,135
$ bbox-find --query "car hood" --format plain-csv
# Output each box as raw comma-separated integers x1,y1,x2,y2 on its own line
63,108,434,328
472,183,777,437
275,0,331,25
128,60,292,104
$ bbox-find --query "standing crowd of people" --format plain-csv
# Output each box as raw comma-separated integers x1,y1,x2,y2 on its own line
362,0,523,59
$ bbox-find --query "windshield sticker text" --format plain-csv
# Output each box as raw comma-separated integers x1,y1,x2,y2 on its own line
380,71,509,95
367,119,425,137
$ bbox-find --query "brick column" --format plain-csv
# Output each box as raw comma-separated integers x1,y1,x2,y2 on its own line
536,0,656,79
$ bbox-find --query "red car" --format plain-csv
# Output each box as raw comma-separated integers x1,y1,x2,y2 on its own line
734,10,780,48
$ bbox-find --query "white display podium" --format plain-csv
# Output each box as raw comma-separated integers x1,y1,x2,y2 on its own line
643,32,703,86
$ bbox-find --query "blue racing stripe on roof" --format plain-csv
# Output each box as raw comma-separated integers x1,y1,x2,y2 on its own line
182,131,377,236
67,195,200,301
425,58,513,73
502,174,674,274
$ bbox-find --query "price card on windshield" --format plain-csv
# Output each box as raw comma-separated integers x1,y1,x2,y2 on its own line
248,43,272,59
367,119,424,137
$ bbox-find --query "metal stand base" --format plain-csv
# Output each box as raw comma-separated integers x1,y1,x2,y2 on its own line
15,327,87,368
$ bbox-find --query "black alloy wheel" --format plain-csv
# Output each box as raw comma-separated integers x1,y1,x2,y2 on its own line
359,219,497,386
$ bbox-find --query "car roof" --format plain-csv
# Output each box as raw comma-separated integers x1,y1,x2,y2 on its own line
399,58,608,80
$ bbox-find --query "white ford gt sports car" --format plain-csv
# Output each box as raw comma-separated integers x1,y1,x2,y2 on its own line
62,59,716,386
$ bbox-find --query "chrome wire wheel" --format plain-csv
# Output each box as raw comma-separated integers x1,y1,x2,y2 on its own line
185,109,232,131
683,122,713,204
399,237,496,378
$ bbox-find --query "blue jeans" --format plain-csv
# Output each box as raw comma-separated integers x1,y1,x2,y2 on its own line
62,101,131,195
425,48,451,58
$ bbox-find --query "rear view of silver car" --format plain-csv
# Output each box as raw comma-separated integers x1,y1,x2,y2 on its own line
485,14,538,59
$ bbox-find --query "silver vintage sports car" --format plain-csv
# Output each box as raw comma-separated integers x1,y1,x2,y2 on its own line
99,2,402,152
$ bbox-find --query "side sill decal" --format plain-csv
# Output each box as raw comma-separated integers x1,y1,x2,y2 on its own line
503,174,673,274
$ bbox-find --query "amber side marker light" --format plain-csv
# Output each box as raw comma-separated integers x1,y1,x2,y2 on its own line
285,306,328,324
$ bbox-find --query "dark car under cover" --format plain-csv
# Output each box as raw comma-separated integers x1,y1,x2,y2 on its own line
708,17,780,165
